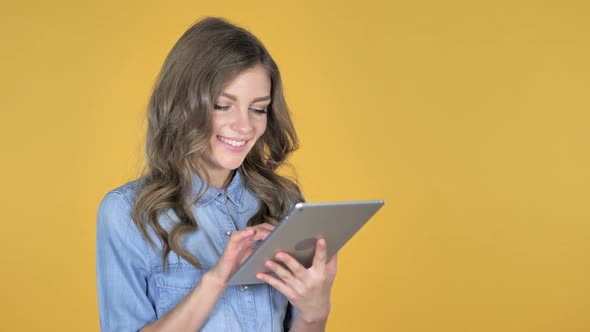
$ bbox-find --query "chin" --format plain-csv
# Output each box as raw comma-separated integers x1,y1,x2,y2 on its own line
219,158,247,171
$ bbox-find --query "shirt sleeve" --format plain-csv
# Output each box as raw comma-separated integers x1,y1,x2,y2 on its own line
96,192,156,332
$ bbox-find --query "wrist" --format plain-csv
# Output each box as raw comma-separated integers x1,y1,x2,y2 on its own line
202,270,227,293
291,314,328,332
298,307,331,325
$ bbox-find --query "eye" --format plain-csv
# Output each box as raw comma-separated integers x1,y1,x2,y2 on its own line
213,104,231,111
250,108,267,114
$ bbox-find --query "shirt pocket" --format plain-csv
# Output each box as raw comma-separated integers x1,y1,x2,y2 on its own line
154,263,204,316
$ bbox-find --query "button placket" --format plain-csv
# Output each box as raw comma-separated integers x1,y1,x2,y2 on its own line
215,199,237,247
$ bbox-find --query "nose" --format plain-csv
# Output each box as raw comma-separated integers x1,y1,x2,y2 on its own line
230,107,253,134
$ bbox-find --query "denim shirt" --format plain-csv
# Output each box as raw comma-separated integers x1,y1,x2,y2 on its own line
96,171,296,331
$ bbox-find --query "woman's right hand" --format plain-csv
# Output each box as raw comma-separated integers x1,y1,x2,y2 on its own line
208,223,275,285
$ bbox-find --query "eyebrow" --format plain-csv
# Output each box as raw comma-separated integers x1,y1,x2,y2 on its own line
220,92,271,103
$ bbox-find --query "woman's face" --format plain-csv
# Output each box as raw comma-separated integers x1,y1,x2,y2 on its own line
200,64,271,185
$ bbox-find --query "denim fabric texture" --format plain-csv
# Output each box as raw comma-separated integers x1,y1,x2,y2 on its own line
96,171,296,331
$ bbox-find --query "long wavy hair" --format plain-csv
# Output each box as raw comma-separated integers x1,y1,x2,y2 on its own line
132,17,304,269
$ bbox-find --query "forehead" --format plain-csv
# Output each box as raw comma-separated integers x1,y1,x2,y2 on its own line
221,64,271,97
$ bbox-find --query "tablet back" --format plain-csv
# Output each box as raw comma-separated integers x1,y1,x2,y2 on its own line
227,200,384,285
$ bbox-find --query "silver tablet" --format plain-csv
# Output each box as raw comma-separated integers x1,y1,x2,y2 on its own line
227,200,384,286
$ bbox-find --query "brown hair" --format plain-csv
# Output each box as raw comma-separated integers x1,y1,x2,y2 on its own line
132,17,303,269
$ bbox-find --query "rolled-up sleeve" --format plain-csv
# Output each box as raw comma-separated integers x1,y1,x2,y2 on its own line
96,192,156,332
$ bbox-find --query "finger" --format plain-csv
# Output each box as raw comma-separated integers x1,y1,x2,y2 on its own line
312,238,328,271
256,272,296,300
228,223,275,252
230,228,256,241
275,252,306,276
251,224,275,240
227,229,257,253
265,259,296,282
237,246,256,265
269,256,309,296
327,253,337,266
217,231,256,279
255,223,276,232
326,253,338,278
251,228,271,242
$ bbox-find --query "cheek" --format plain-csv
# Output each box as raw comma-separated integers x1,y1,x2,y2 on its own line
210,114,224,132
257,118,268,137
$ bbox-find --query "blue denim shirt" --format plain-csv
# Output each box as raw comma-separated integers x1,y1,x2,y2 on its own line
96,171,296,331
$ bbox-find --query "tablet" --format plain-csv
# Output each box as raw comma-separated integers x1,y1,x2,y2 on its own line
227,200,384,286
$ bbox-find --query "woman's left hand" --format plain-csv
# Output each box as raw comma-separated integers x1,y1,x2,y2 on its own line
256,238,338,323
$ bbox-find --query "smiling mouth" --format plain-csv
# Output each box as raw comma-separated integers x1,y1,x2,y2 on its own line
217,135,248,147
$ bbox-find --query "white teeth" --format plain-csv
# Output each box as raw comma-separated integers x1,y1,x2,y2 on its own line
218,136,246,147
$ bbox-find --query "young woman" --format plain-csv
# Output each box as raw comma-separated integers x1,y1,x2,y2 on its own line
96,17,337,331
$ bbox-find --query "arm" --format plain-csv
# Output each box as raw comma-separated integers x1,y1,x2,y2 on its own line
139,225,274,332
97,192,275,331
139,271,225,332
97,192,156,331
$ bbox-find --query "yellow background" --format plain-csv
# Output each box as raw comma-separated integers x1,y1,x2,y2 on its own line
1,0,589,331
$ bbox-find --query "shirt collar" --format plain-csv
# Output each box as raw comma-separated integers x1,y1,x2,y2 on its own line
192,170,245,207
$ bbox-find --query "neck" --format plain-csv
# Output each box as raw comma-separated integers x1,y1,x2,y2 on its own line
207,169,234,189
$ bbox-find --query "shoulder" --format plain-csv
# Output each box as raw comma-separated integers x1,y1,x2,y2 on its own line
96,180,153,279
100,180,140,207
96,180,141,239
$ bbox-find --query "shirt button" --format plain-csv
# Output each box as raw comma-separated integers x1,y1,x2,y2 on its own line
241,285,248,292
225,230,232,238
